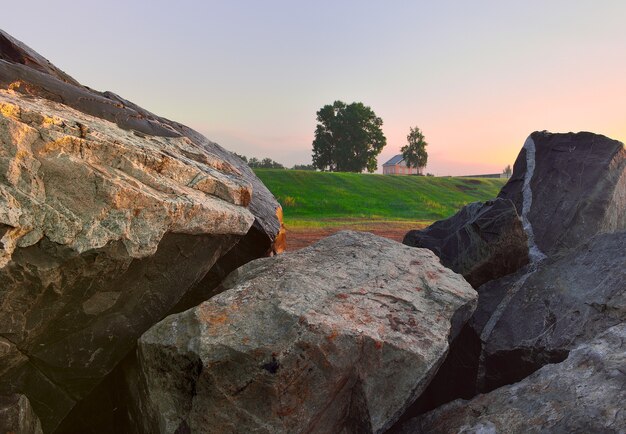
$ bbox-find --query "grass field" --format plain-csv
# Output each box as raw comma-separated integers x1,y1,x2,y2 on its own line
254,169,506,229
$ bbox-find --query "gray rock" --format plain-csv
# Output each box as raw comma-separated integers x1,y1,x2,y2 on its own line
135,231,477,434
473,231,626,391
403,198,528,288
0,30,282,432
398,323,626,434
395,132,625,420
0,29,282,249
498,131,625,257
0,394,43,434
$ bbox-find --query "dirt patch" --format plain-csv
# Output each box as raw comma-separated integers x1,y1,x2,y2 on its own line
455,184,475,192
284,221,429,251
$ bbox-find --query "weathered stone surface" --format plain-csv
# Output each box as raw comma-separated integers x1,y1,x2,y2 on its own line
398,323,626,434
0,90,254,260
403,198,528,288
0,30,80,86
394,132,626,423
498,131,625,257
0,29,281,249
472,231,626,391
0,30,282,432
0,394,43,434
135,231,477,434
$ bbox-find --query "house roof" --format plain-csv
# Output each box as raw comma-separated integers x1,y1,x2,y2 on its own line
382,154,405,166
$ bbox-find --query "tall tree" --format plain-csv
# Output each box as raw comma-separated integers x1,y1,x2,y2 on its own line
401,127,428,170
311,101,386,173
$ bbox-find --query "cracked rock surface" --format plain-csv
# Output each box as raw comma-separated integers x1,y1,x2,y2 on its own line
498,131,625,258
395,132,626,422
398,323,626,434
0,394,43,434
134,231,477,434
0,29,282,432
472,231,626,391
403,198,529,288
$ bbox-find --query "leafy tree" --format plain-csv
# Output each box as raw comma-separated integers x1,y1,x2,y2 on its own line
245,156,285,169
260,157,284,169
502,164,512,177
401,127,428,170
311,101,386,173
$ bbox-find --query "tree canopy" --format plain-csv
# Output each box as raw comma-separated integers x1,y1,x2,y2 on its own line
311,101,386,173
401,127,428,170
234,153,285,169
292,163,316,171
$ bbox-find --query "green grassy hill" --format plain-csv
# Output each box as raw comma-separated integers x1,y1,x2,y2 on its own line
254,169,506,228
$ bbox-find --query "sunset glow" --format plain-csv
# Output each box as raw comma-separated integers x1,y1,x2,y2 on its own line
3,0,625,175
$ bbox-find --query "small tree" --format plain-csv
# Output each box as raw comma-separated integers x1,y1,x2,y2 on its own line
260,157,285,169
311,100,386,173
503,164,512,178
401,127,428,171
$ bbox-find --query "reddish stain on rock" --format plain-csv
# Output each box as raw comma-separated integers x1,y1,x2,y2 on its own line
276,406,296,417
327,329,339,341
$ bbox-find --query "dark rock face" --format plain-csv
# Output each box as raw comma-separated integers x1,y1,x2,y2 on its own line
403,198,529,288
498,130,625,257
395,132,625,424
0,30,282,432
468,132,626,392
473,231,626,391
0,233,237,430
0,30,80,86
398,323,626,434
0,394,43,434
134,231,477,434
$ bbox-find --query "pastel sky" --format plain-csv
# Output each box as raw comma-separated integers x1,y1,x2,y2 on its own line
3,1,625,175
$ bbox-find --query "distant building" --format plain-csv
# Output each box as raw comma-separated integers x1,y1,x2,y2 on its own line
382,154,423,175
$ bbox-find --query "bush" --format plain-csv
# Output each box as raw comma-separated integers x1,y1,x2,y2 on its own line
292,164,316,171
280,196,297,207
235,154,285,169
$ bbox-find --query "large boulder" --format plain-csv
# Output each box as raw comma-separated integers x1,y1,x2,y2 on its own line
469,132,626,391
396,132,625,419
403,198,528,288
135,231,477,434
0,394,43,434
472,231,626,391
0,30,282,431
498,131,625,258
398,323,626,434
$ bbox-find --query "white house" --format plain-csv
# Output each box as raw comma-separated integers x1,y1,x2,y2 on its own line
382,154,423,175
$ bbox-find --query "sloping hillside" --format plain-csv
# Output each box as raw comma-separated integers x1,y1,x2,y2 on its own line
254,169,505,227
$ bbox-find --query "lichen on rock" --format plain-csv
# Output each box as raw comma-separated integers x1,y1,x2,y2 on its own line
0,90,254,266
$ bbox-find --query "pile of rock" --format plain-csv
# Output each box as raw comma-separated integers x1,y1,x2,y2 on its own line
398,130,625,431
0,29,284,432
1,29,624,434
